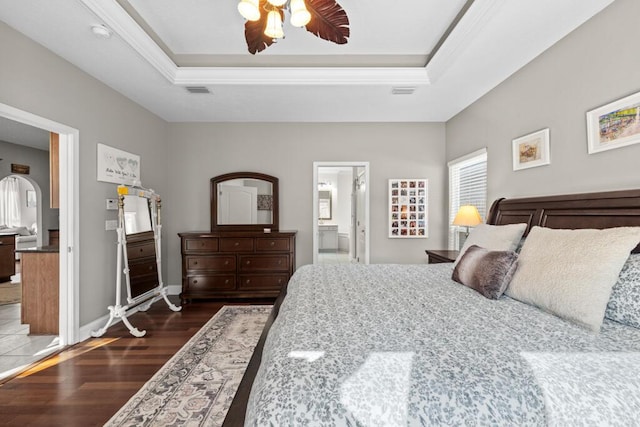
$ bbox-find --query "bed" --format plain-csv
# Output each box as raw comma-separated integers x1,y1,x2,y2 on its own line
223,188,640,426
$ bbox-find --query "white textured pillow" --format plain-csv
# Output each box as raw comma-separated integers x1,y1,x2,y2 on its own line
454,223,527,267
506,226,640,332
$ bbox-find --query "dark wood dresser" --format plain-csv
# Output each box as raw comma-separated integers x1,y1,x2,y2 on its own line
0,233,17,282
178,230,296,302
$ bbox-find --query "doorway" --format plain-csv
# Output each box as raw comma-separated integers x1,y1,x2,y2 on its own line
313,162,370,264
0,102,79,347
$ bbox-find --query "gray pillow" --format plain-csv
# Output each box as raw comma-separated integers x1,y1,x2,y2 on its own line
605,254,640,329
454,223,527,267
452,245,519,300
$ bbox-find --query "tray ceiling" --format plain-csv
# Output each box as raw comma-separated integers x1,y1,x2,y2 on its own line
0,0,614,122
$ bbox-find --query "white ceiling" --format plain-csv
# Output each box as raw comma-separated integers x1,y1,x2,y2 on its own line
0,0,614,123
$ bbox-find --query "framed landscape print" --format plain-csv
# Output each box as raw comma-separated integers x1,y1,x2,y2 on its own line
587,90,640,154
388,179,428,238
512,128,550,171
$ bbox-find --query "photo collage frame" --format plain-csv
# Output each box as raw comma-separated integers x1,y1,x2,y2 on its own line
389,179,428,238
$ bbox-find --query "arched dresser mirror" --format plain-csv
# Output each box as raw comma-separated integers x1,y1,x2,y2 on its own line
211,172,279,231
93,184,180,337
179,172,295,303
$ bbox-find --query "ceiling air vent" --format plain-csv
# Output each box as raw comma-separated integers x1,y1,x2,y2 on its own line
185,86,211,94
391,87,416,95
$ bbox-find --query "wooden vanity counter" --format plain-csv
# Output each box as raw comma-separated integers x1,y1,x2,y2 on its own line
16,246,59,335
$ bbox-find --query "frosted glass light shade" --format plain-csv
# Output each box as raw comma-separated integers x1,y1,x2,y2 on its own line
452,205,483,227
264,10,284,39
238,0,260,21
267,0,288,6
290,0,311,27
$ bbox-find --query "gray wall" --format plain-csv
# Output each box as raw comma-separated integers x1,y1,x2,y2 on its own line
0,22,168,325
164,122,447,286
446,0,640,204
0,140,56,237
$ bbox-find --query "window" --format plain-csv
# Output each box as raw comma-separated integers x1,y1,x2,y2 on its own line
0,176,21,227
448,148,487,250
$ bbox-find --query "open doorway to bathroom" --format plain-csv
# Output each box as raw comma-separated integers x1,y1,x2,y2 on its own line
313,162,370,264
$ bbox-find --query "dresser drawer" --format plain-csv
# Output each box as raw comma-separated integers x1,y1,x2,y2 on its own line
0,235,15,246
239,255,289,272
127,241,156,260
128,258,158,278
186,255,235,271
220,238,254,252
184,237,219,252
238,274,289,290
255,237,290,252
186,275,235,292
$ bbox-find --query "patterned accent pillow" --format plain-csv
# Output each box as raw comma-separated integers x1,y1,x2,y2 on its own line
454,223,527,267
452,245,519,300
605,254,640,329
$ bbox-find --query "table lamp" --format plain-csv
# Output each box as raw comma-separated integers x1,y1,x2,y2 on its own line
452,205,482,237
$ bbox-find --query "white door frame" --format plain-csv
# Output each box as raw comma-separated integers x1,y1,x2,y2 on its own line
313,161,370,264
0,102,79,345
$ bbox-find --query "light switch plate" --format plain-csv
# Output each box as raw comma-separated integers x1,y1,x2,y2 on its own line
106,198,118,210
105,220,118,231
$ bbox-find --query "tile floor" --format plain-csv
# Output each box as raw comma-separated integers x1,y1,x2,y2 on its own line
0,266,60,381
318,250,351,264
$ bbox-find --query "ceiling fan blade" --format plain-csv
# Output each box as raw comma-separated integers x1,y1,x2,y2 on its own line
244,1,282,54
304,0,350,45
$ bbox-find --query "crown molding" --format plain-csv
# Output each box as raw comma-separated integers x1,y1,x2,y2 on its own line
80,0,177,81
80,0,431,87
173,67,430,86
425,0,503,84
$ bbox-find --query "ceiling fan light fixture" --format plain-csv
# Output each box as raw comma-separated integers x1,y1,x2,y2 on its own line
264,10,284,39
289,0,311,27
266,0,288,6
237,0,261,21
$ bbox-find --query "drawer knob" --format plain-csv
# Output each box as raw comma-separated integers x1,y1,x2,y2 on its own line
270,241,275,246
193,279,198,284
140,248,144,252
201,242,205,247
148,266,153,271
194,261,198,265
225,279,229,284
278,260,282,265
224,260,229,265
246,279,251,284
234,241,239,246
246,260,251,265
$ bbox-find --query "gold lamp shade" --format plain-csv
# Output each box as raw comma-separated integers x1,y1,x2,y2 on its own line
453,205,482,237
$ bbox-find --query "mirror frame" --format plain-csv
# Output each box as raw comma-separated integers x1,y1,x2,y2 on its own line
211,172,279,231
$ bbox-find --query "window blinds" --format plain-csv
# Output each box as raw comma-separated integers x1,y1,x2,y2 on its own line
448,148,487,250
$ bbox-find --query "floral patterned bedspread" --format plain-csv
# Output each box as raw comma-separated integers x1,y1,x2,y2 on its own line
245,264,640,426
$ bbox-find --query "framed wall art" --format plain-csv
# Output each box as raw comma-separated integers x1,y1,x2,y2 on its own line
97,143,141,185
587,90,640,154
388,179,428,238
512,128,550,171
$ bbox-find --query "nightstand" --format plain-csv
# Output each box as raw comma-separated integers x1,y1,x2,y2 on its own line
425,249,459,264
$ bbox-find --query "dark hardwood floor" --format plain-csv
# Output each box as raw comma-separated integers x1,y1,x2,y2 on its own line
0,297,244,426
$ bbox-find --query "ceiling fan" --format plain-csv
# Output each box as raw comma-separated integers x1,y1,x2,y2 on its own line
237,0,350,54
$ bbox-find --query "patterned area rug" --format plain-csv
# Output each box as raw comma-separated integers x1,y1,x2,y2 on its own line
0,281,21,306
106,305,272,427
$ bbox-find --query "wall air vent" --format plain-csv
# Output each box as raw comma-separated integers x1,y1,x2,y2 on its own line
391,87,416,95
185,86,211,94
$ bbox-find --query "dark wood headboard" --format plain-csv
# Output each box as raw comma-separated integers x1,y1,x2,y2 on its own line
486,188,640,253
